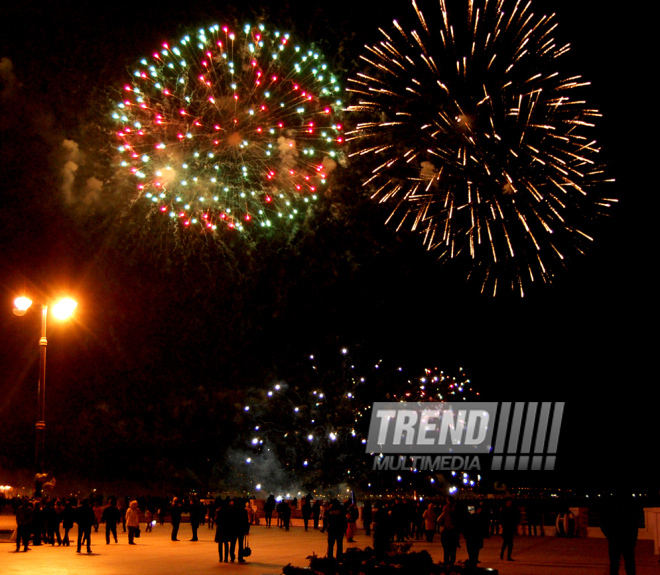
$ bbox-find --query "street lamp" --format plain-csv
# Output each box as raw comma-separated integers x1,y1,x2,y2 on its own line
13,295,77,497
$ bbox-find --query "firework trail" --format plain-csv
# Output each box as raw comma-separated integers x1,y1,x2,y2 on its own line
346,0,615,295
243,347,478,493
113,23,344,233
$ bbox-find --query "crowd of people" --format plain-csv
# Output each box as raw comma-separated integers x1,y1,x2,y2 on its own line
4,492,641,574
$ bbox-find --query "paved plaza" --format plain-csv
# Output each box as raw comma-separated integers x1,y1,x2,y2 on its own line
2,512,658,575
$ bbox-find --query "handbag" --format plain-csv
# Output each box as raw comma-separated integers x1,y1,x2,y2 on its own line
135,527,141,538
242,534,251,557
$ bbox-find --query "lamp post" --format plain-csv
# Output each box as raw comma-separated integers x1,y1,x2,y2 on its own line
13,296,77,496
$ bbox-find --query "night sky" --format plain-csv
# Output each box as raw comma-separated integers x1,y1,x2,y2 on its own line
0,0,652,495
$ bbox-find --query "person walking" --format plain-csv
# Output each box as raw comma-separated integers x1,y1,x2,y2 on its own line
126,500,141,545
76,498,95,554
102,498,121,544
61,500,75,546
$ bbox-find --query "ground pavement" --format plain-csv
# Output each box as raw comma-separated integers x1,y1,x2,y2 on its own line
2,512,658,575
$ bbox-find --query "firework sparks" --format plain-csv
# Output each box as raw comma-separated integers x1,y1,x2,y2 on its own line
113,23,344,233
243,348,478,493
346,0,615,295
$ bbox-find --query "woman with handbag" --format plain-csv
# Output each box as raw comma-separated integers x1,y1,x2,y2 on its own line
126,500,141,545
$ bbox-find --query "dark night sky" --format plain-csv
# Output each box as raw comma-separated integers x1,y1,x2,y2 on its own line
0,1,653,494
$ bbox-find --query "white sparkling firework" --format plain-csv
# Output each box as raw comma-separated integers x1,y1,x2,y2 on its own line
346,0,615,295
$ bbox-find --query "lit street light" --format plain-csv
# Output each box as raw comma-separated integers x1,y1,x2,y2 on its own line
13,295,77,497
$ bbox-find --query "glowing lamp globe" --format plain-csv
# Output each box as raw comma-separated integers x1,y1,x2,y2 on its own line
52,298,78,320
13,297,33,317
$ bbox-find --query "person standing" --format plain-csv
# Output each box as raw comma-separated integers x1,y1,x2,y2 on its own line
312,500,321,530
439,500,459,565
102,498,121,544
45,500,62,545
326,499,347,560
601,495,639,575
345,502,359,542
76,498,95,554
227,498,249,563
264,495,275,528
462,504,487,568
302,497,312,531
126,500,141,545
170,497,182,541
423,502,438,542
214,501,230,562
189,497,203,541
362,501,372,536
279,500,292,531
14,498,33,552
499,498,520,561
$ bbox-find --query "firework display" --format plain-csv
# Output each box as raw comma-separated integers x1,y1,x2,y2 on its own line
347,0,615,295
243,348,478,494
113,23,344,232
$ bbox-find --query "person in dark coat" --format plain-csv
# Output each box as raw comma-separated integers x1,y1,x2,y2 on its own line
372,503,391,558
326,499,347,560
264,495,275,527
170,497,182,541
279,500,292,531
15,498,33,552
61,500,75,546
189,497,204,541
462,504,487,568
101,498,121,544
31,500,44,546
601,495,639,575
45,500,62,545
302,497,312,531
312,500,321,530
214,501,230,562
499,499,520,561
227,498,249,563
76,498,95,554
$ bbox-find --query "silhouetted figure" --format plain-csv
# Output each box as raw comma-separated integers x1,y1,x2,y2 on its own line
61,500,75,546
214,502,230,562
76,498,95,554
102,498,121,544
462,504,487,569
302,497,312,531
439,500,459,565
601,495,639,575
362,501,372,536
170,497,182,541
15,498,33,552
499,499,520,561
326,499,347,560
264,495,275,527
